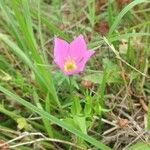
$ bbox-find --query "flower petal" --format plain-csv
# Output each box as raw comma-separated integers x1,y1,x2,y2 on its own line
54,37,69,69
64,50,95,75
69,34,87,60
78,50,95,71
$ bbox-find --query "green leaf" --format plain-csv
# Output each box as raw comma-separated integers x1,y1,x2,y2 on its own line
84,96,92,115
17,118,28,130
83,73,103,84
71,97,82,115
63,118,79,129
73,116,87,134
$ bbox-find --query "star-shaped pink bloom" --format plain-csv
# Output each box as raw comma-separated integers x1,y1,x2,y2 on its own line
54,34,95,75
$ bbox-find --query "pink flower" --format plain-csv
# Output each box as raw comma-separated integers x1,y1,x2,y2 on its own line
54,35,95,75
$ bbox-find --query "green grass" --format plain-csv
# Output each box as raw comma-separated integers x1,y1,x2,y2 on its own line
0,0,150,149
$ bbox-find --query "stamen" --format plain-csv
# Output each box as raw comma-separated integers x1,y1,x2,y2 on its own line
64,57,77,72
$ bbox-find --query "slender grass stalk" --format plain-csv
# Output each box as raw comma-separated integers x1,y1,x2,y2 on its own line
147,101,150,130
99,68,108,107
37,0,48,64
0,105,19,120
107,0,114,28
33,90,53,137
32,11,69,41
86,0,96,28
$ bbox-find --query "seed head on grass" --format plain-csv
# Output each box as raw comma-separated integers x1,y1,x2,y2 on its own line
54,35,95,75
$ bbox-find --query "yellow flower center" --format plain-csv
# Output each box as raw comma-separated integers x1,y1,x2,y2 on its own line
64,58,77,72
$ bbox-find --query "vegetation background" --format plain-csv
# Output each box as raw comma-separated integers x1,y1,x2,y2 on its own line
0,0,150,149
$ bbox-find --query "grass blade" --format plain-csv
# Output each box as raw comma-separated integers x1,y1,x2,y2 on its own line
108,0,149,37
0,33,61,107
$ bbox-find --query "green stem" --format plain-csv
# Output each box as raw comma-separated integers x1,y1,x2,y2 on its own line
0,105,19,120
68,76,74,98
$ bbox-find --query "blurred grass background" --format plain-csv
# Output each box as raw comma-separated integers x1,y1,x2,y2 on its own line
0,0,150,149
